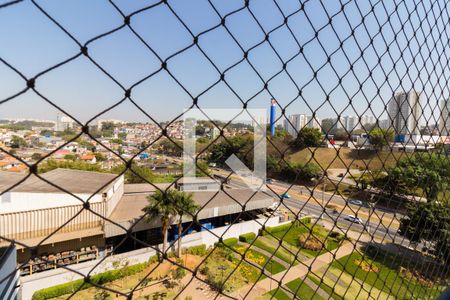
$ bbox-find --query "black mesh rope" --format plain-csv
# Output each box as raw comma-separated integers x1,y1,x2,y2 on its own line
0,0,449,299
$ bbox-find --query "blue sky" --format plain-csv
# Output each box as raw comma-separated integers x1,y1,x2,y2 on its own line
0,0,448,126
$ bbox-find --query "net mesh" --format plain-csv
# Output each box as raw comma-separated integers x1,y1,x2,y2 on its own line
0,0,449,299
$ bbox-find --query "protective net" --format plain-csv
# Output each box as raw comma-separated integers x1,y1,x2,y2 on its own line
0,0,449,299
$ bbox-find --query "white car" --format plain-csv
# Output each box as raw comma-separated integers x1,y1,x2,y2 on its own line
344,215,363,224
348,199,363,206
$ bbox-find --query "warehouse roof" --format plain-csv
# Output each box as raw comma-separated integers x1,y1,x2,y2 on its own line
110,188,273,222
0,169,120,194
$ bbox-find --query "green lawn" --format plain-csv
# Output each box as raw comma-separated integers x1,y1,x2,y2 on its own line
270,222,344,258
286,278,325,300
267,288,291,300
252,237,299,265
331,250,445,299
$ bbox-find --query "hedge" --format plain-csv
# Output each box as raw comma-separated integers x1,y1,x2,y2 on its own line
32,261,149,300
239,232,256,243
262,218,311,236
220,237,238,247
182,244,208,256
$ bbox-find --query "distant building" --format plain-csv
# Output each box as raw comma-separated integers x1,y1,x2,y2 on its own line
379,119,390,129
343,116,360,132
387,91,422,141
334,115,374,132
55,113,75,132
439,99,450,136
283,114,321,136
361,115,376,126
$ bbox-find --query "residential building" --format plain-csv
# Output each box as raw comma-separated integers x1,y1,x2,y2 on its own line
283,114,321,136
343,116,360,132
439,99,450,136
387,91,422,141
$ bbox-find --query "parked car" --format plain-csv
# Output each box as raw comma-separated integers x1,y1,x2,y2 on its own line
281,192,291,199
348,199,363,206
337,173,345,177
344,215,363,224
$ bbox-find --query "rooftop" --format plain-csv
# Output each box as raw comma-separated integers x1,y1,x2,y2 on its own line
110,188,273,222
0,168,120,194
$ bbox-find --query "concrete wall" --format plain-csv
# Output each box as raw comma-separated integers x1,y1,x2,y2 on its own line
179,216,280,248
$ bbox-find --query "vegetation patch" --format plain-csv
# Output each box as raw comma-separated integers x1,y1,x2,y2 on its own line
239,232,256,243
298,233,326,251
354,258,379,273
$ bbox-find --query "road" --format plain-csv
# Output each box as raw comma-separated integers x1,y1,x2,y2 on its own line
213,169,412,248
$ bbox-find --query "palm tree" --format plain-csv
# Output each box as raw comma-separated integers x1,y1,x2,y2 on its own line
173,191,199,257
142,190,177,254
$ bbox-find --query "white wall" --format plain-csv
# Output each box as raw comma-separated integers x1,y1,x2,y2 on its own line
176,216,280,248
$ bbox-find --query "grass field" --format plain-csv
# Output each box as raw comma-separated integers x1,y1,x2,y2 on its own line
270,222,344,258
252,237,299,265
288,148,409,170
265,248,446,300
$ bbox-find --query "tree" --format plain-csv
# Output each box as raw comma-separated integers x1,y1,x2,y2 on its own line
369,128,394,151
94,152,106,162
118,132,127,140
10,135,27,148
64,154,77,161
320,118,336,134
31,153,42,161
142,190,178,253
333,128,349,141
208,136,251,167
172,191,199,257
379,153,449,202
290,127,322,150
40,129,54,136
399,201,450,265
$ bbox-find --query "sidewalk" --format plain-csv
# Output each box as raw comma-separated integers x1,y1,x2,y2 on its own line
232,242,356,299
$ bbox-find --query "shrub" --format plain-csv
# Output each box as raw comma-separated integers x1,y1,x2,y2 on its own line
171,267,187,279
183,244,207,256
262,222,293,235
298,233,325,251
329,231,341,238
299,216,311,224
148,254,159,264
220,237,238,247
239,232,256,243
32,262,148,300
262,218,311,236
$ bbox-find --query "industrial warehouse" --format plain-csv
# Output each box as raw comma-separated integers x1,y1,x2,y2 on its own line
0,169,279,276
